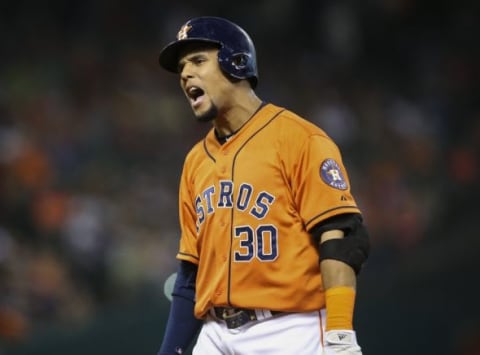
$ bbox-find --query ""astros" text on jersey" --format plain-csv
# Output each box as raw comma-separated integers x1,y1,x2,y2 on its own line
195,180,276,232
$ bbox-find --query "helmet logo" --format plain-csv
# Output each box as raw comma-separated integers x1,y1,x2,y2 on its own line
177,24,192,40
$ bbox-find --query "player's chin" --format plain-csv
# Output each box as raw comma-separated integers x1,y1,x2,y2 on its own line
193,104,217,122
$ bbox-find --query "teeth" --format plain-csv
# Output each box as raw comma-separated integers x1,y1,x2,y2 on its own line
187,86,203,100
188,86,200,95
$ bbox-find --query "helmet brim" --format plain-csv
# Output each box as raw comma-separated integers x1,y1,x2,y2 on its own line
159,38,221,73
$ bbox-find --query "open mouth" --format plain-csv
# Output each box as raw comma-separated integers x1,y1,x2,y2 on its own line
186,86,205,106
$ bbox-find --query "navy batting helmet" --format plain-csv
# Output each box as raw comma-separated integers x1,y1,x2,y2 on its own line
159,17,258,88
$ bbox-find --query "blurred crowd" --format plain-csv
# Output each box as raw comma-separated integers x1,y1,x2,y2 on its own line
0,0,479,353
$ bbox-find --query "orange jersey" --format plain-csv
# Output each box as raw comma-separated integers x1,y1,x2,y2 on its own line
177,103,361,318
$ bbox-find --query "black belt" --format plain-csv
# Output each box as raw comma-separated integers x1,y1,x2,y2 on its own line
213,307,284,329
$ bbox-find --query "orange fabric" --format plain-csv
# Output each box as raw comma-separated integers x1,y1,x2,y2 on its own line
32,190,69,232
177,103,361,318
12,145,53,189
0,307,29,340
325,286,356,331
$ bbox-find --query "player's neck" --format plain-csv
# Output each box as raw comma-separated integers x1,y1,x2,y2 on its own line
214,92,262,137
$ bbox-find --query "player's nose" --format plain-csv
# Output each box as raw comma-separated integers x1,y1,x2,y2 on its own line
180,62,195,80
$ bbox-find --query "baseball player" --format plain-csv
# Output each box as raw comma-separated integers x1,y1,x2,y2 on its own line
157,16,370,355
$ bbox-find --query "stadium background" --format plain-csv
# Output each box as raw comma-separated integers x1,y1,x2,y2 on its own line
0,1,479,354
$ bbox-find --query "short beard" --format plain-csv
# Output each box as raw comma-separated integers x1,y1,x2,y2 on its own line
196,103,218,122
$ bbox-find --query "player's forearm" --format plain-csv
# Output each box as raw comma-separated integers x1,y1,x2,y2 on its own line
158,261,202,355
319,229,356,289
320,230,357,331
320,259,356,290
321,261,357,331
158,294,202,355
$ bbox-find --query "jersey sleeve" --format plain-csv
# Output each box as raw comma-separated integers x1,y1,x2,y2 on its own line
291,133,360,231
177,160,200,264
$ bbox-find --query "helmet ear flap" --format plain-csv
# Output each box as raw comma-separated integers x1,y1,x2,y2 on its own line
219,51,253,80
231,53,250,70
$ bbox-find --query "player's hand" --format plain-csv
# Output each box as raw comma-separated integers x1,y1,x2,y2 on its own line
323,330,362,355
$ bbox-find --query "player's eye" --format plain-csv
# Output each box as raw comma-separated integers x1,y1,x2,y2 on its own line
193,56,206,65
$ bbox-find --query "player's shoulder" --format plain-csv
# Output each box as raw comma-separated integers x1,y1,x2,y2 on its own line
268,103,329,139
184,138,206,162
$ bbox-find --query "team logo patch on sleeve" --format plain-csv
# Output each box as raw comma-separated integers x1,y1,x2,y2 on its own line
320,159,348,190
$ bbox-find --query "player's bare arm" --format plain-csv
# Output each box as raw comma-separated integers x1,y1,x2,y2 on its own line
313,213,370,354
320,229,357,290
